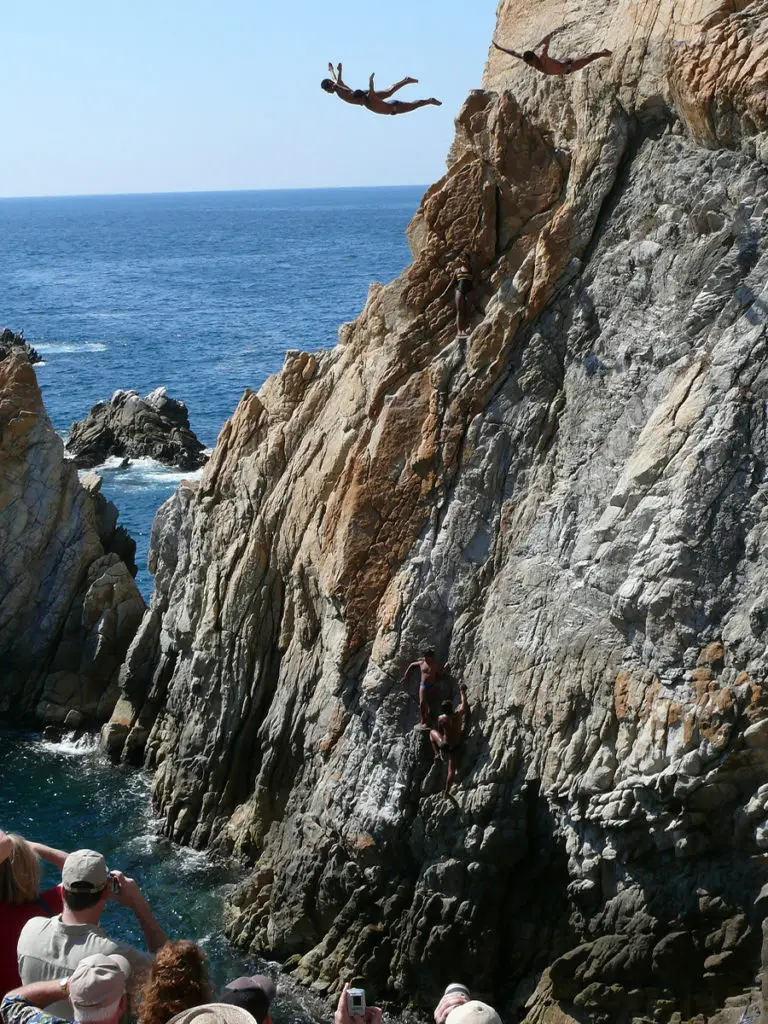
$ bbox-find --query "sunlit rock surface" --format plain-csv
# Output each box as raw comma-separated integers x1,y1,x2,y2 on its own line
114,0,768,1018
0,353,144,725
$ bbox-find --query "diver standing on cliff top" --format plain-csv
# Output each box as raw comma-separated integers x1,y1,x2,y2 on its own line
321,62,442,115
492,28,611,75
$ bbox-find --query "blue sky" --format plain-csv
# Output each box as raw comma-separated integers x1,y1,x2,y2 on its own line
1,1,497,197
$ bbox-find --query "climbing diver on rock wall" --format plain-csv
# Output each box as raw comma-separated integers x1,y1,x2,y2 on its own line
403,649,449,729
436,253,480,338
492,28,611,75
430,683,469,797
321,62,442,115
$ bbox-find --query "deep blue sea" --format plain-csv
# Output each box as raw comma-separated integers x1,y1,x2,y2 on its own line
0,187,422,595
0,188,421,1012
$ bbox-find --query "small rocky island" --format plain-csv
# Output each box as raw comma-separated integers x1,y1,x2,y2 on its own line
0,327,41,364
66,386,207,470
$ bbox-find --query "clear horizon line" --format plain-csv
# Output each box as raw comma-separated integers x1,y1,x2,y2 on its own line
0,182,429,202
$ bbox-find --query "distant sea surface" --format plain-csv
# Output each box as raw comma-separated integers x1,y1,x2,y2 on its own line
0,187,422,595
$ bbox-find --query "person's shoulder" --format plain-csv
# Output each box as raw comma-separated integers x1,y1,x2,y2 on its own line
111,938,153,967
18,913,57,941
1,995,68,1024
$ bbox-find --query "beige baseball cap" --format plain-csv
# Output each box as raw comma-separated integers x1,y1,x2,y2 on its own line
62,850,109,892
69,954,130,1022
446,1002,503,1024
167,1005,258,1024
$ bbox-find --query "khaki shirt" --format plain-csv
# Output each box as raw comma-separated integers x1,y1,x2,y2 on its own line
17,915,152,1017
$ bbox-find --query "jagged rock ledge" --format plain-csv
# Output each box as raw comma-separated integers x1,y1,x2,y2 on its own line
0,353,144,725
67,386,207,470
0,327,41,365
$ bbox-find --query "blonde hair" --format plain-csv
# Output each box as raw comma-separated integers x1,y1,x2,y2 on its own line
0,834,41,905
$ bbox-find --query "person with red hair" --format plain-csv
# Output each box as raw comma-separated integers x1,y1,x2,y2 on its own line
138,940,212,1024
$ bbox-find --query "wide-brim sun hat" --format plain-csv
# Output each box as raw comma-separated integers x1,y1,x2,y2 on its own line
166,1004,259,1024
445,1001,503,1024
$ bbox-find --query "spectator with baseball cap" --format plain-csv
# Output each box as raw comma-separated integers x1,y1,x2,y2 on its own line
1,953,130,1024
434,983,471,1024
17,849,167,1016
219,974,276,1024
158,974,279,1024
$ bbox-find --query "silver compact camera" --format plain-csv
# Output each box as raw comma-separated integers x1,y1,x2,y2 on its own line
347,988,366,1017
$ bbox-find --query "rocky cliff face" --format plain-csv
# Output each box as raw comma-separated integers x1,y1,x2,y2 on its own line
113,1,768,1019
67,386,207,470
0,353,145,725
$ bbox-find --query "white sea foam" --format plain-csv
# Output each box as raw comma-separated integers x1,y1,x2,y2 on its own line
38,733,100,757
34,340,108,354
85,455,204,485
33,360,47,367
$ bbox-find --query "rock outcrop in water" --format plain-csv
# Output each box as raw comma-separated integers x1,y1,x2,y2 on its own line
0,352,145,725
0,327,41,365
67,386,207,471
112,0,768,1019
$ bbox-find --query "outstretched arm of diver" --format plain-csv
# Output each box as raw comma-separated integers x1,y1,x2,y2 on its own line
403,661,420,681
492,40,523,60
458,683,469,718
535,24,570,54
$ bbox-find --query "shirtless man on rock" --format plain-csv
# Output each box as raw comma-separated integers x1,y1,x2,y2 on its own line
430,684,469,797
403,650,449,729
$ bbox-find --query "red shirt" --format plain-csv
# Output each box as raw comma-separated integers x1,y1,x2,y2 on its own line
0,885,63,998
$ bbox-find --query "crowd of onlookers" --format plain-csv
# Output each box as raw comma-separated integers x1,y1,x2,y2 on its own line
0,830,504,1024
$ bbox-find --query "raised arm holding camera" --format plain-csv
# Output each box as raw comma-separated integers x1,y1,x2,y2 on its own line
334,983,382,1024
17,849,168,1016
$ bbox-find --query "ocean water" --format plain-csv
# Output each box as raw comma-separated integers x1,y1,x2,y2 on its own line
0,187,422,595
0,732,315,1023
0,188,422,1011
